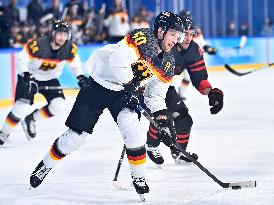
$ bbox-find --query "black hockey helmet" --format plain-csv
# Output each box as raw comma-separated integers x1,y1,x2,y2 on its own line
154,11,185,33
52,20,71,39
179,9,196,30
53,19,71,33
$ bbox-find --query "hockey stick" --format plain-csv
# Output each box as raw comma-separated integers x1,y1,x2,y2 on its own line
39,86,80,90
137,105,257,189
224,63,274,76
112,145,133,190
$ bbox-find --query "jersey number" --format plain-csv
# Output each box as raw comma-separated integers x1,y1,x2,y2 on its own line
132,31,147,46
40,61,57,71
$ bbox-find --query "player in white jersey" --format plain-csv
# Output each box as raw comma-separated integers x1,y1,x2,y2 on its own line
29,11,185,199
0,20,88,145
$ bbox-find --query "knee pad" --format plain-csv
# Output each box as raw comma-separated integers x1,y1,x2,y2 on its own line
174,114,193,133
57,129,89,155
11,100,32,119
48,97,66,115
117,108,146,149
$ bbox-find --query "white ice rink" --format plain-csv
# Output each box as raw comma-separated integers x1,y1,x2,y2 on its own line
0,70,274,205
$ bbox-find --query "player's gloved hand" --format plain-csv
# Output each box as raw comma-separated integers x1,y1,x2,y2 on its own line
203,45,217,55
77,75,90,89
208,88,224,114
166,86,188,116
125,91,141,112
124,80,142,112
21,72,38,94
153,109,176,147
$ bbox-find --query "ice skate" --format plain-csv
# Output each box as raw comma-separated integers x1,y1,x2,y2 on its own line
132,177,149,201
147,145,164,168
30,161,52,189
21,111,36,140
170,146,198,165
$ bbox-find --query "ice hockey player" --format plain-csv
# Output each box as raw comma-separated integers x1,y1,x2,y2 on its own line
180,10,217,55
146,12,224,166
29,11,185,200
176,10,217,99
0,20,88,145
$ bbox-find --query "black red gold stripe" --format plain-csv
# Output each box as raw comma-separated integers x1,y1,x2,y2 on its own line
5,112,20,127
124,35,173,83
49,139,66,160
126,145,146,165
39,106,54,119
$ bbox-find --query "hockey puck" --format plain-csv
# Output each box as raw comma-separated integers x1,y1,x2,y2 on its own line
231,185,241,190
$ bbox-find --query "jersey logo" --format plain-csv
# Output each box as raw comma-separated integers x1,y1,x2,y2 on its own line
39,61,57,71
131,60,153,82
132,31,147,46
29,40,39,54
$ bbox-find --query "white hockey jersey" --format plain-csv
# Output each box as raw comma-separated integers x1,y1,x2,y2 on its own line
17,36,83,81
85,28,175,113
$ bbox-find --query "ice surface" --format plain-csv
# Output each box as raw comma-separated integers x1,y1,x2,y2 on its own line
0,70,274,205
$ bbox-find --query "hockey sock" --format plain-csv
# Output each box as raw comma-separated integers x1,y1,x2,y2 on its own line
146,123,161,147
2,112,21,135
43,138,67,168
175,131,190,150
126,145,146,178
33,105,54,121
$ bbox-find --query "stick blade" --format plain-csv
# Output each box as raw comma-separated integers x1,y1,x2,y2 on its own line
224,64,251,76
229,181,257,189
112,180,134,191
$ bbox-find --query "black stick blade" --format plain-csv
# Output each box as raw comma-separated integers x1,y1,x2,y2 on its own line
224,64,252,76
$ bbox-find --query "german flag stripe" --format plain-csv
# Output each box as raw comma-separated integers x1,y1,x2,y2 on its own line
5,117,18,127
39,107,53,119
126,145,146,157
49,139,66,160
176,139,189,143
50,147,63,160
146,61,173,83
128,158,146,165
124,35,173,83
127,153,146,161
5,113,20,127
124,35,141,59
176,133,190,139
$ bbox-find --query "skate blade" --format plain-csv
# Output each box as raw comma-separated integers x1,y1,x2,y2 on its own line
28,186,34,190
139,194,145,202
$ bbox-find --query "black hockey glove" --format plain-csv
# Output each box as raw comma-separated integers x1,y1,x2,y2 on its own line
166,86,189,116
203,45,217,55
21,72,38,95
77,75,90,89
153,109,176,147
208,88,224,114
124,80,142,112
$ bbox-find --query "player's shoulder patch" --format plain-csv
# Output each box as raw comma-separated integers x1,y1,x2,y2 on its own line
25,36,51,58
125,28,158,61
